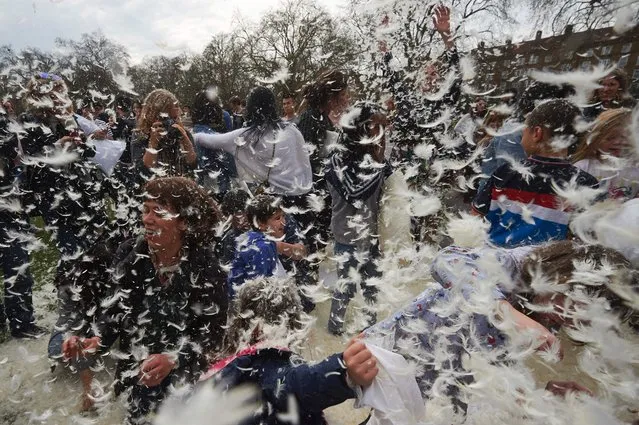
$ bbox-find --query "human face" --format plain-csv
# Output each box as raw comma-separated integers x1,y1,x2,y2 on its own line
259,210,285,238
599,129,629,157
599,76,621,102
282,97,295,116
142,200,185,250
169,102,181,120
475,99,487,114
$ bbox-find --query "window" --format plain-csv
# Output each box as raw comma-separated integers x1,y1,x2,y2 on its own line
584,48,594,57
618,55,629,68
564,51,573,60
580,60,591,71
633,69,639,80
545,54,553,63
601,45,612,56
516,56,525,65
636,56,639,65
529,54,539,64
562,63,572,71
622,43,632,54
600,58,611,67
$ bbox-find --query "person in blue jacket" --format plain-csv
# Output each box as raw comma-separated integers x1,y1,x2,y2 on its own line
227,194,307,298
206,277,378,425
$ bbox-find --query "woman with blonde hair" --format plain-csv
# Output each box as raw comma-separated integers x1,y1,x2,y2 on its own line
573,108,639,199
132,89,197,180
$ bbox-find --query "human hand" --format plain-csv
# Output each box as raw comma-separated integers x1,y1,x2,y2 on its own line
149,121,164,148
545,380,593,398
62,336,100,360
343,338,378,387
432,4,451,35
537,332,564,361
139,353,176,387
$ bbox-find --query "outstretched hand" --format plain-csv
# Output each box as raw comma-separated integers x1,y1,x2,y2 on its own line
139,353,176,387
62,336,101,360
343,337,378,387
432,4,451,35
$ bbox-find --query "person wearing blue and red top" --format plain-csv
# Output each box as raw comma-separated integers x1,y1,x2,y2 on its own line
472,99,600,248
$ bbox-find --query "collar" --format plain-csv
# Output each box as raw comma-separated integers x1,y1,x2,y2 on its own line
529,155,571,165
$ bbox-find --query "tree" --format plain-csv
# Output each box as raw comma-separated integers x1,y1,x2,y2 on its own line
55,31,131,102
235,0,360,96
528,0,639,35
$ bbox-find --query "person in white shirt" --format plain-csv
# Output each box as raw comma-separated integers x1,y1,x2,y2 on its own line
194,86,312,197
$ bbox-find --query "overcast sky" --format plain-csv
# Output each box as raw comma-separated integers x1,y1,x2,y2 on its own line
0,0,346,63
1,0,535,64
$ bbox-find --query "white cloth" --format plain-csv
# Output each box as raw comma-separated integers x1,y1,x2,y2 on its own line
574,158,639,199
356,343,425,425
593,198,639,267
87,139,126,176
378,171,412,254
195,125,312,196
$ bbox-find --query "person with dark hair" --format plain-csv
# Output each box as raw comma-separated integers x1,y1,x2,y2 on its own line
191,90,237,197
216,189,252,266
227,194,307,298
584,69,637,121
281,91,298,123
473,99,599,247
205,277,378,425
0,107,42,341
454,97,488,142
63,176,228,424
477,82,575,194
194,86,312,197
228,95,245,130
324,102,392,335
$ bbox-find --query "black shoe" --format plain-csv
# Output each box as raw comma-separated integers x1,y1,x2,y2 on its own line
11,323,46,339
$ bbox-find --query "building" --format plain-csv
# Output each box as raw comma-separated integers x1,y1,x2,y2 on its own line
471,25,639,95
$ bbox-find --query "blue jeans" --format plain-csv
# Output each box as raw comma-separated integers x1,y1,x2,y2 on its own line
328,242,380,334
0,214,36,332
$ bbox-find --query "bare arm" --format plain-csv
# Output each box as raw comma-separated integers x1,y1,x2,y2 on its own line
194,128,244,154
496,300,561,356
276,241,307,261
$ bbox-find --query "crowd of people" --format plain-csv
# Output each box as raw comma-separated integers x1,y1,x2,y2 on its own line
1,5,639,425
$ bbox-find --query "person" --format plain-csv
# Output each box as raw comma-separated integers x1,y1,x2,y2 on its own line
584,69,636,121
572,108,639,199
205,277,379,425
473,99,600,247
194,86,312,197
227,194,306,299
63,177,228,424
474,107,510,148
2,99,17,120
191,89,237,197
215,189,252,267
17,72,107,290
477,82,575,194
132,89,197,180
0,106,42,340
228,95,245,130
324,103,392,335
181,105,193,129
281,91,298,123
47,234,118,411
295,69,350,272
454,97,488,142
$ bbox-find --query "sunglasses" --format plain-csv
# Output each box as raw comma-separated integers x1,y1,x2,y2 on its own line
36,72,62,81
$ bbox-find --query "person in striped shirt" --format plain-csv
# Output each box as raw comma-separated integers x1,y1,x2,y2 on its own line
472,99,600,247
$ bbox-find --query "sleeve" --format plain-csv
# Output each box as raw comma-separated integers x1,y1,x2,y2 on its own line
179,259,229,375
281,353,355,412
472,172,497,216
195,129,243,153
223,111,233,132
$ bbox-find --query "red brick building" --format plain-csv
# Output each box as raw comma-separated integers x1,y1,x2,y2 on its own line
471,25,639,95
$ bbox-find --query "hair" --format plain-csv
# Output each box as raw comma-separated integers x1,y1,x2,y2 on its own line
244,86,280,127
519,240,638,329
339,101,387,158
144,177,220,246
229,96,242,108
525,99,582,146
281,91,295,100
572,108,632,162
246,194,281,229
23,74,72,116
516,82,574,120
191,90,227,133
221,189,251,216
223,276,304,355
137,89,179,135
301,69,348,111
475,108,510,147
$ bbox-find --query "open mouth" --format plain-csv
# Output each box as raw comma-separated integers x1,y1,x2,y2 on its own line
144,228,161,237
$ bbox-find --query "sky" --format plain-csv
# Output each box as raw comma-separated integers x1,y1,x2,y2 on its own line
0,0,346,63
0,0,538,65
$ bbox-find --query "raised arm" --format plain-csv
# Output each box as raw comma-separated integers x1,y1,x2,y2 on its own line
194,128,245,154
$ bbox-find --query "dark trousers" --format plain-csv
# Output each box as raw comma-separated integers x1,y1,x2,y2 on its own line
0,214,35,331
328,242,380,335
